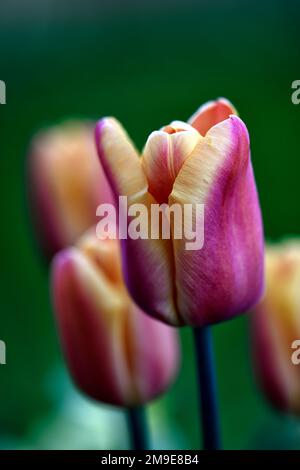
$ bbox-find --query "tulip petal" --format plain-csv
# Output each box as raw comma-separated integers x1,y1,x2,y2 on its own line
127,304,180,402
142,122,200,204
253,302,291,412
120,191,181,326
52,247,133,406
95,117,147,201
188,98,237,136
96,118,181,325
253,245,300,414
78,229,123,286
78,232,180,404
170,115,264,326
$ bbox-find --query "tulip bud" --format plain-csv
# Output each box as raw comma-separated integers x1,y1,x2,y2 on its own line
95,98,264,327
51,230,179,406
252,242,300,415
28,121,114,260
142,121,201,204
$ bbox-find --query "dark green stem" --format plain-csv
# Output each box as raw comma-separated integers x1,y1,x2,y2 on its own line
193,326,221,450
126,406,149,450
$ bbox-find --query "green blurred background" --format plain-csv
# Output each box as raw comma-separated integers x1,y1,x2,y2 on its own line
0,0,300,450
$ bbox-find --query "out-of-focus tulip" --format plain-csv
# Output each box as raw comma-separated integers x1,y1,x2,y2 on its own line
51,230,179,406
95,98,264,327
28,121,114,260
252,242,300,415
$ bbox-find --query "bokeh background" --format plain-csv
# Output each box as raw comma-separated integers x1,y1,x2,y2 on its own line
1,0,300,450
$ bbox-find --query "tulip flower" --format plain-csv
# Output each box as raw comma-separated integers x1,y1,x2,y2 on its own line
28,121,114,260
95,98,264,450
95,98,264,327
51,230,179,408
252,241,300,415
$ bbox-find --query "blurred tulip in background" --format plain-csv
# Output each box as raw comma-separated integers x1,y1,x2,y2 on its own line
28,122,114,260
252,241,300,416
52,230,180,407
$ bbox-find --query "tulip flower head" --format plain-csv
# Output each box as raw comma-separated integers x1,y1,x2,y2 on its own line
95,98,264,327
252,242,300,415
52,230,179,406
28,121,114,260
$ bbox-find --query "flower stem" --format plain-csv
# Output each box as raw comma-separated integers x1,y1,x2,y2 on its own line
193,326,221,450
126,406,149,450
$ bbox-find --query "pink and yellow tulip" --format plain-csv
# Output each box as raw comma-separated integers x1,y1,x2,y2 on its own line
28,121,114,259
95,98,264,327
51,230,179,407
252,241,300,415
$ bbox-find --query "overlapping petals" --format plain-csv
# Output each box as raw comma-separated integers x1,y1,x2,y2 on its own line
95,99,264,327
